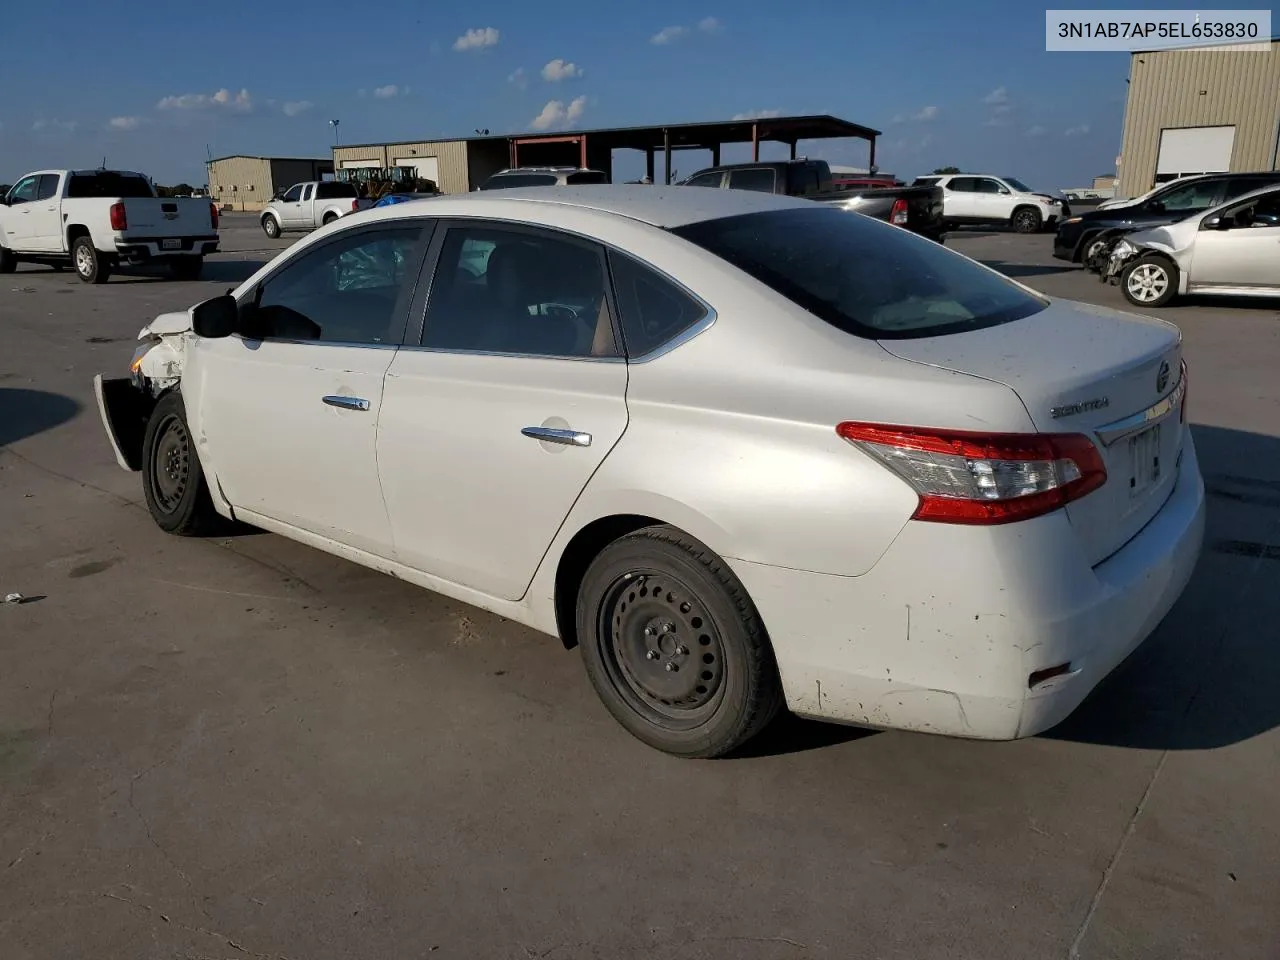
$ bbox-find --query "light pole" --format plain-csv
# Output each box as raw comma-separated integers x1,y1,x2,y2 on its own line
330,119,341,146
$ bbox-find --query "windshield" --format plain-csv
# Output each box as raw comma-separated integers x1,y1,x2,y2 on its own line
671,208,1046,340
1003,177,1033,192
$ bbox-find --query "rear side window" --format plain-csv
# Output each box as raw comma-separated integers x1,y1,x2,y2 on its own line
727,168,777,193
37,174,60,200
672,207,1046,340
608,252,708,357
786,164,823,195
67,173,155,198
317,181,357,199
947,177,978,192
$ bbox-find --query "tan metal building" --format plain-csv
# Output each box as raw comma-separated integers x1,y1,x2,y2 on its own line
332,139,508,194
206,155,334,211
1117,39,1280,198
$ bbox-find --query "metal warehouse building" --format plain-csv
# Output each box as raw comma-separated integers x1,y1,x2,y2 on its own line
206,155,334,211
332,115,880,193
1117,38,1280,198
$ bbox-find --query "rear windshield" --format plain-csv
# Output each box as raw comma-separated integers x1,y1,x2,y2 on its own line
671,208,1046,340
480,173,557,189
316,181,357,199
67,172,155,198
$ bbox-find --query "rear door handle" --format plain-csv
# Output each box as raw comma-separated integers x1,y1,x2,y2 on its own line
521,426,592,447
322,395,370,411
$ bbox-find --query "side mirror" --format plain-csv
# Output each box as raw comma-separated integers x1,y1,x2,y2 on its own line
1147,200,1165,214
191,294,239,339
1202,215,1228,230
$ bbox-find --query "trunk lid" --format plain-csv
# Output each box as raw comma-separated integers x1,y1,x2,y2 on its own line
119,198,214,238
879,299,1186,566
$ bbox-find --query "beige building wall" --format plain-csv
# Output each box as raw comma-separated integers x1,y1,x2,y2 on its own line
332,144,389,168
1118,41,1280,197
207,156,272,211
332,140,472,193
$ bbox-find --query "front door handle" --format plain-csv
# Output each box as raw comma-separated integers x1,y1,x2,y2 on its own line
322,395,370,411
521,426,592,447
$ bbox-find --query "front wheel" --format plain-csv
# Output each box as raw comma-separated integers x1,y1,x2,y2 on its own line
1011,207,1042,234
141,391,222,535
72,237,111,284
169,256,204,281
576,525,784,758
1121,255,1178,308
261,215,281,239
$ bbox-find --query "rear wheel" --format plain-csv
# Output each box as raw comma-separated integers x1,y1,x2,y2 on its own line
321,212,338,226
72,236,110,283
575,525,784,758
262,215,281,239
0,245,16,274
141,391,222,535
1011,207,1042,234
1121,255,1178,308
169,256,204,281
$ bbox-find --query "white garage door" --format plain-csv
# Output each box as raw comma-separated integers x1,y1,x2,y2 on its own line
341,159,382,169
393,156,440,184
1156,126,1235,177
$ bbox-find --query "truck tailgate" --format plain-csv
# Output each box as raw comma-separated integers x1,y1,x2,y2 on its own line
119,199,215,239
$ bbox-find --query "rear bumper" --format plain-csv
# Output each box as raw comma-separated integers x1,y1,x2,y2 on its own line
114,236,219,262
729,436,1206,740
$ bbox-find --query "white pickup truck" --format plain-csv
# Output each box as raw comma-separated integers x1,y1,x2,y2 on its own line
0,169,220,283
260,180,372,238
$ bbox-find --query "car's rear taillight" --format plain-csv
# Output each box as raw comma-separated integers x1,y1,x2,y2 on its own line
109,202,127,231
889,197,909,226
210,201,219,231
1179,359,1188,424
351,199,359,212
836,422,1107,525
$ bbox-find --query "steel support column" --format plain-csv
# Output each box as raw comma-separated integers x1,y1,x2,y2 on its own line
664,129,672,184
711,143,720,166
645,148,655,182
868,136,876,173
789,140,797,160
752,122,759,161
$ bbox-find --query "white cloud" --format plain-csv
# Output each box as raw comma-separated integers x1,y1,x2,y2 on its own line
282,100,313,117
530,95,587,131
891,113,906,124
732,109,780,121
1027,125,1048,137
453,26,499,51
651,25,689,44
1064,124,1091,137
698,16,723,33
913,105,939,122
542,58,582,81
157,87,252,112
109,115,143,131
508,67,527,89
992,103,1012,115
33,118,78,134
983,86,1009,105
373,84,400,99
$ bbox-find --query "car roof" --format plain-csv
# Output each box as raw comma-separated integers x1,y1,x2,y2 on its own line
367,184,816,228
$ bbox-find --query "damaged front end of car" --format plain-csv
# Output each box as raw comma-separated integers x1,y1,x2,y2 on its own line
1099,238,1142,286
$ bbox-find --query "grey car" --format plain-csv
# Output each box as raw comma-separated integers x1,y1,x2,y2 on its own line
478,167,609,190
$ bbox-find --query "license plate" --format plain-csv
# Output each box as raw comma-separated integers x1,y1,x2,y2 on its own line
1128,424,1162,497
161,239,181,250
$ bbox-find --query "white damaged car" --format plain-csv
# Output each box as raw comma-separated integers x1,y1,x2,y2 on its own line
1104,183,1280,308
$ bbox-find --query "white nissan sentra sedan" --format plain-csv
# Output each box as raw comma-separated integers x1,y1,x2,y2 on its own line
94,186,1205,758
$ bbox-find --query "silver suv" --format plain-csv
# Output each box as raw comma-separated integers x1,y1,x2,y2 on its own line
478,167,609,190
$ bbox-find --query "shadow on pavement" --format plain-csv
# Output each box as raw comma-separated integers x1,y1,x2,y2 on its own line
728,712,878,759
0,388,81,446
1048,424,1280,751
982,260,1080,279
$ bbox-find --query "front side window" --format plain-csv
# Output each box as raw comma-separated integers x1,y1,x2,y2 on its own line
282,184,304,203
973,178,1005,194
317,181,357,199
608,252,708,357
245,225,426,344
8,176,41,204
422,225,617,358
683,172,724,189
1153,179,1226,212
727,168,777,193
673,207,1046,340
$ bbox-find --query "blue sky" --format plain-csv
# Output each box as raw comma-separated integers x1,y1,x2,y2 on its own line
0,0,1225,190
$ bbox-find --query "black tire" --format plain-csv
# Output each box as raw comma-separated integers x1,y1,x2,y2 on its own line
1120,255,1178,308
321,212,338,226
72,236,111,284
576,525,784,758
262,215,281,239
1011,206,1042,234
141,391,222,536
1081,233,1109,266
169,256,204,281
0,245,16,274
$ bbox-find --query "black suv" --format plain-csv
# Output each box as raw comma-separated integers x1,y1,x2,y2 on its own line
1053,171,1280,264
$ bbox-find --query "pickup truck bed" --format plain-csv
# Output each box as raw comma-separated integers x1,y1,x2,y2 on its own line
812,184,946,242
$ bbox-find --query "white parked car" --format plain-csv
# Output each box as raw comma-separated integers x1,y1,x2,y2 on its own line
0,169,219,282
1103,184,1280,308
913,174,1070,233
94,187,1204,758
260,180,373,238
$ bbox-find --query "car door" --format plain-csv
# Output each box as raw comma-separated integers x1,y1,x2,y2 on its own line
191,220,433,558
278,183,305,228
377,219,629,600
29,174,64,252
3,175,42,249
299,183,316,226
972,177,1011,221
1187,190,1280,290
942,177,979,219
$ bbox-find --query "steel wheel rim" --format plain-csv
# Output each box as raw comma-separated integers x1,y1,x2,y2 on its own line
75,245,93,276
1127,263,1168,302
151,415,191,513
597,570,727,729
